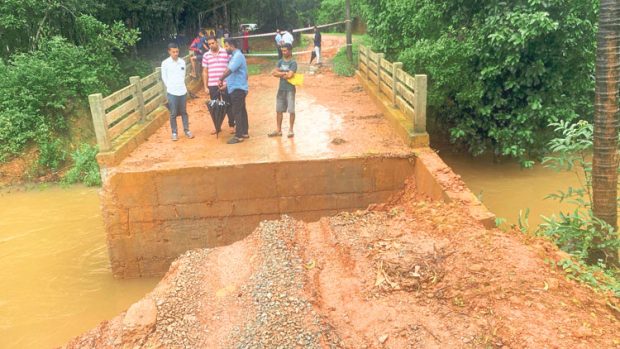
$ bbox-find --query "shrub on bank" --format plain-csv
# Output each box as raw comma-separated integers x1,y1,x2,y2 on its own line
537,121,619,296
0,15,141,173
63,144,101,187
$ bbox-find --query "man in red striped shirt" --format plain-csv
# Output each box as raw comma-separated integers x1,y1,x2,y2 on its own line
202,36,234,133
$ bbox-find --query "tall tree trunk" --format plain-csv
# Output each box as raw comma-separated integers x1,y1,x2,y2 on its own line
592,0,620,264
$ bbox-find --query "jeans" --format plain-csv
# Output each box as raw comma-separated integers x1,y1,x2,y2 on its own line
229,89,248,138
208,86,234,127
167,93,189,135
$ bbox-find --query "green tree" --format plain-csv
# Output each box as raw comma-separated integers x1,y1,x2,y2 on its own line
358,0,598,165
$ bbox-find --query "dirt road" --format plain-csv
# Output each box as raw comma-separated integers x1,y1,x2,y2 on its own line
116,34,402,172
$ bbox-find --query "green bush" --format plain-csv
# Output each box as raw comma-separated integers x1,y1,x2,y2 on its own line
540,120,620,264
359,0,597,165
537,120,619,295
0,15,139,163
63,143,101,187
37,136,66,172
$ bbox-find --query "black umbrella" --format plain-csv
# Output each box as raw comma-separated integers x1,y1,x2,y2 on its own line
206,95,228,138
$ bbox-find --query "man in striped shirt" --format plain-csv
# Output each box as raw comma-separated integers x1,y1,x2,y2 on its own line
202,36,234,133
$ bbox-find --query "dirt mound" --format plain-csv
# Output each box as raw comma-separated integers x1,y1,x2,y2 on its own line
62,179,619,349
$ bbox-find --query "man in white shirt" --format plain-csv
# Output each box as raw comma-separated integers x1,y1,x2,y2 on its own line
161,43,194,141
275,28,282,59
281,28,294,46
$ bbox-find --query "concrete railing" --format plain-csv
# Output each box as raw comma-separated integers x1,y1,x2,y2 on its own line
358,45,427,134
88,55,195,151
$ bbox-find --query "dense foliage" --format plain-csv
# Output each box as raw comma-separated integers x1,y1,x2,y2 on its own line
358,0,598,165
63,143,101,186
538,120,619,295
0,15,139,162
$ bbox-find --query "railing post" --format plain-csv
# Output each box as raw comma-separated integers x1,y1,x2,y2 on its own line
88,93,111,151
414,74,428,133
376,53,384,94
364,46,370,82
155,67,167,103
129,76,146,122
392,62,403,107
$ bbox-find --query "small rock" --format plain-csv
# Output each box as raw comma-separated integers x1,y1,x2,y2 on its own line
378,334,389,344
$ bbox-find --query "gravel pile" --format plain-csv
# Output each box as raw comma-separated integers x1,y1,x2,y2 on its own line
152,249,211,348
232,216,342,349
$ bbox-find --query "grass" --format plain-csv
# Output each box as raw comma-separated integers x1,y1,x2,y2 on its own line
247,64,262,75
332,41,362,77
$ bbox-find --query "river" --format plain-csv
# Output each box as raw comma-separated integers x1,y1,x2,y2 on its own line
0,152,581,348
437,149,581,229
0,185,159,349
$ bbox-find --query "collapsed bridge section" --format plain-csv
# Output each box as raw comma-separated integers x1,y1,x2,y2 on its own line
103,155,415,278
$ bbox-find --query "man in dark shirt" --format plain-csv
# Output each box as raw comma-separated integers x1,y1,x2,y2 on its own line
310,26,322,65
269,44,297,138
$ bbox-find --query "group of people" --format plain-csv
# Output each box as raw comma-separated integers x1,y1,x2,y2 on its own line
161,31,299,144
275,26,321,64
189,25,251,79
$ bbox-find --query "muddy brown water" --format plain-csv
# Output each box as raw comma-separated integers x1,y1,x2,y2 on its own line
0,154,581,348
437,149,581,229
0,185,159,349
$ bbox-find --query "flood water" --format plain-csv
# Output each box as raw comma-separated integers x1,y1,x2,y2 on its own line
0,186,159,349
437,149,581,229
0,149,582,348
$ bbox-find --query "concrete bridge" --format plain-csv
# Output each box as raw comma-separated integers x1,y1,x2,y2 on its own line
89,46,494,278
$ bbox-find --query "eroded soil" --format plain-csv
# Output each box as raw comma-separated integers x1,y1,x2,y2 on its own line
62,178,619,349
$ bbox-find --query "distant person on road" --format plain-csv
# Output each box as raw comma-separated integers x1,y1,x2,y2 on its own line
281,28,294,46
189,30,207,78
269,44,297,138
202,36,234,134
310,26,321,65
275,28,283,59
216,24,225,47
161,43,194,141
242,28,250,54
219,38,249,144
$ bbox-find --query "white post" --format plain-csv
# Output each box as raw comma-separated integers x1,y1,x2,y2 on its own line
88,93,111,151
392,62,403,107
414,74,428,133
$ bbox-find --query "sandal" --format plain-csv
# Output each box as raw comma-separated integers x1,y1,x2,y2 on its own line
268,131,282,137
287,131,295,138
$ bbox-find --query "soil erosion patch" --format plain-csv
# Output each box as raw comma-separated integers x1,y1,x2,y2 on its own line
63,179,620,348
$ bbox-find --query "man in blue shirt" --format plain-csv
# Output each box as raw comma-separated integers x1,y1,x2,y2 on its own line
219,38,249,144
